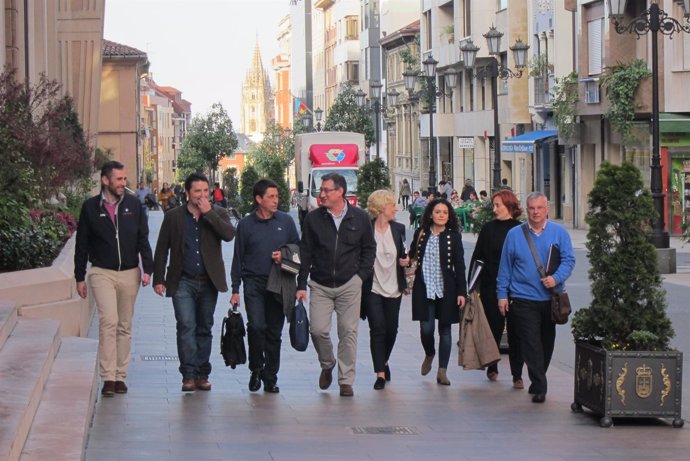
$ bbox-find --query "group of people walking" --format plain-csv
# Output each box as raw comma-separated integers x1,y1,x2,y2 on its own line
74,160,574,404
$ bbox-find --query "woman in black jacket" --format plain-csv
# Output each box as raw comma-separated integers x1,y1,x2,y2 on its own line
409,198,467,385
361,190,409,390
469,189,524,388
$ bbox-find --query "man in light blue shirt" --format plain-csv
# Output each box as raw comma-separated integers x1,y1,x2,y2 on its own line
497,191,575,404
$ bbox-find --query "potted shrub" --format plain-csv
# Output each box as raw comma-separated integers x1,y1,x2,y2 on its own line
570,162,683,428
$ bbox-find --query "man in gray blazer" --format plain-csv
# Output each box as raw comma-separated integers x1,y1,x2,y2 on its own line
153,173,235,392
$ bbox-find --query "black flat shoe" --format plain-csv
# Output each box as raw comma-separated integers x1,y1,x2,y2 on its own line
264,383,280,393
532,393,546,403
373,377,386,390
384,365,391,382
248,371,262,392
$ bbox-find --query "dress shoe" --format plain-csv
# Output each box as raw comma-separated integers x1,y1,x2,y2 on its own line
384,364,391,382
195,377,212,391
181,378,196,392
114,381,128,394
319,365,334,390
101,380,115,397
487,370,498,382
373,377,386,390
249,371,262,392
513,378,524,390
532,393,546,403
339,384,354,396
421,355,434,376
264,383,280,393
436,368,450,386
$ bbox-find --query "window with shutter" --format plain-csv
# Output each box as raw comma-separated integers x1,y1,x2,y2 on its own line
588,18,603,75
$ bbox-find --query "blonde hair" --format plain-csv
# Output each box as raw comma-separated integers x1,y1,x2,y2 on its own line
367,189,396,219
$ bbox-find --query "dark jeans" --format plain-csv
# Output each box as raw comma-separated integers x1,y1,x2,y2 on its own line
172,277,218,379
243,276,285,385
480,286,523,378
420,298,452,369
401,195,410,209
510,298,555,394
366,293,402,373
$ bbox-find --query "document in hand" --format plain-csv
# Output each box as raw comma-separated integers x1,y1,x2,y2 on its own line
546,244,561,276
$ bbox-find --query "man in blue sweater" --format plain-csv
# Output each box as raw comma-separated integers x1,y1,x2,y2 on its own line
497,191,575,404
231,179,299,393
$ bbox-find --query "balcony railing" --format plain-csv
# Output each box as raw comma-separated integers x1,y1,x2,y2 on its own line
533,74,555,107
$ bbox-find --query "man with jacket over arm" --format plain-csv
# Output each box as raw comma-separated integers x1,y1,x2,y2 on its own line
497,191,575,404
230,179,299,394
296,173,376,397
153,173,235,392
74,161,154,397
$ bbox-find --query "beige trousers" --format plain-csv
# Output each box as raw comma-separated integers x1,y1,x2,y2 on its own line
88,266,141,381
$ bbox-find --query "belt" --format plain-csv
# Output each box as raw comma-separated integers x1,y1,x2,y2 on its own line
183,273,209,281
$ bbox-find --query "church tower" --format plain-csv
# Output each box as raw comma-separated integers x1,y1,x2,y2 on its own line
241,39,274,142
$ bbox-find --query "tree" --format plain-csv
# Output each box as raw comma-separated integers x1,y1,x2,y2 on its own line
356,157,391,209
176,143,206,181
222,167,240,208
323,85,375,147
571,162,674,351
261,158,290,212
249,121,294,180
182,102,238,181
239,165,260,216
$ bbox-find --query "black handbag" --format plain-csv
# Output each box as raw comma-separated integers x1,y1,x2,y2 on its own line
289,300,310,352
521,225,571,325
220,305,247,368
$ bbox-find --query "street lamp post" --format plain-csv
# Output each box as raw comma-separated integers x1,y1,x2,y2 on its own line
314,107,323,132
370,81,383,159
461,27,529,193
607,0,690,249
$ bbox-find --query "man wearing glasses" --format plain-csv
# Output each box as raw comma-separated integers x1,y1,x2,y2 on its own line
296,173,376,397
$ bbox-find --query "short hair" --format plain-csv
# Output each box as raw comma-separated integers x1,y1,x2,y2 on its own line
526,191,547,204
321,172,347,195
100,160,124,179
439,180,446,186
479,190,488,198
214,182,220,187
253,179,279,203
184,173,209,192
420,198,460,232
492,189,523,219
367,189,396,219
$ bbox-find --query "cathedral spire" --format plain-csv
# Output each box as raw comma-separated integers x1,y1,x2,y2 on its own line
240,38,274,141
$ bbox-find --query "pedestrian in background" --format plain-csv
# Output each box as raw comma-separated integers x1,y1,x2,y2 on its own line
409,198,467,386
153,173,235,392
497,191,575,403
231,179,299,394
361,190,409,390
469,189,524,388
399,179,412,209
296,173,376,397
74,161,153,397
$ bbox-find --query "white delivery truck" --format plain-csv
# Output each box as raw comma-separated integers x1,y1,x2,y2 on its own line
294,131,366,223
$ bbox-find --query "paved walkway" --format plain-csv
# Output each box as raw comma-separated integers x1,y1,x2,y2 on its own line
84,210,690,461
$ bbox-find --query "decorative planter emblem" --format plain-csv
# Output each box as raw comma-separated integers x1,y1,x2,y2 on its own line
635,364,653,399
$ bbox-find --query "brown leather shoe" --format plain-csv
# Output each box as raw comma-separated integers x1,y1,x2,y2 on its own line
436,368,450,386
421,355,434,376
319,365,334,390
195,377,212,391
181,378,196,392
513,378,525,390
339,384,354,396
101,380,115,397
487,370,498,382
114,381,128,394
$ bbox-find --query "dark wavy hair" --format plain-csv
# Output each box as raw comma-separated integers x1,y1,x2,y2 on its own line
420,198,460,232
491,189,523,219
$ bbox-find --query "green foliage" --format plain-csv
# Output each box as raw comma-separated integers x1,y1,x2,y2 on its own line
356,157,391,209
239,165,260,216
552,72,579,142
601,59,651,144
571,162,674,351
471,200,495,234
399,33,420,68
529,53,553,77
260,160,290,212
323,85,375,147
222,167,240,208
182,102,238,181
176,143,206,180
249,121,294,177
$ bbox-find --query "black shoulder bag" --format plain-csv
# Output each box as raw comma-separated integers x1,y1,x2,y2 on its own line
521,225,571,325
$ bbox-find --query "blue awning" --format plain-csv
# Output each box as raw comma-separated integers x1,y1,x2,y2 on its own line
501,130,558,154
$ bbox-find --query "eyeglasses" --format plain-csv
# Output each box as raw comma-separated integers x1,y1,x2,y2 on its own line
319,187,337,194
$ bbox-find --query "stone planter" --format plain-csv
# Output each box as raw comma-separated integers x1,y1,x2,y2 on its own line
572,341,684,428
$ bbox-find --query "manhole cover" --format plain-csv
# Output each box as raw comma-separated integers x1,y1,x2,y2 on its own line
140,355,179,361
351,426,418,435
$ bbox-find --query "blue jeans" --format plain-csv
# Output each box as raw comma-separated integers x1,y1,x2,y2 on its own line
243,276,285,385
420,298,452,369
172,277,218,379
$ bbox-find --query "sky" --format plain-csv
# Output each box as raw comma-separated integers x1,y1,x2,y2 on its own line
104,0,289,127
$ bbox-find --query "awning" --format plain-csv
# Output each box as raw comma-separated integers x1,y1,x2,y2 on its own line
501,130,558,154
660,113,690,134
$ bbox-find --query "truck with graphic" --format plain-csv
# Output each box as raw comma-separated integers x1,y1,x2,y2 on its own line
294,131,366,221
